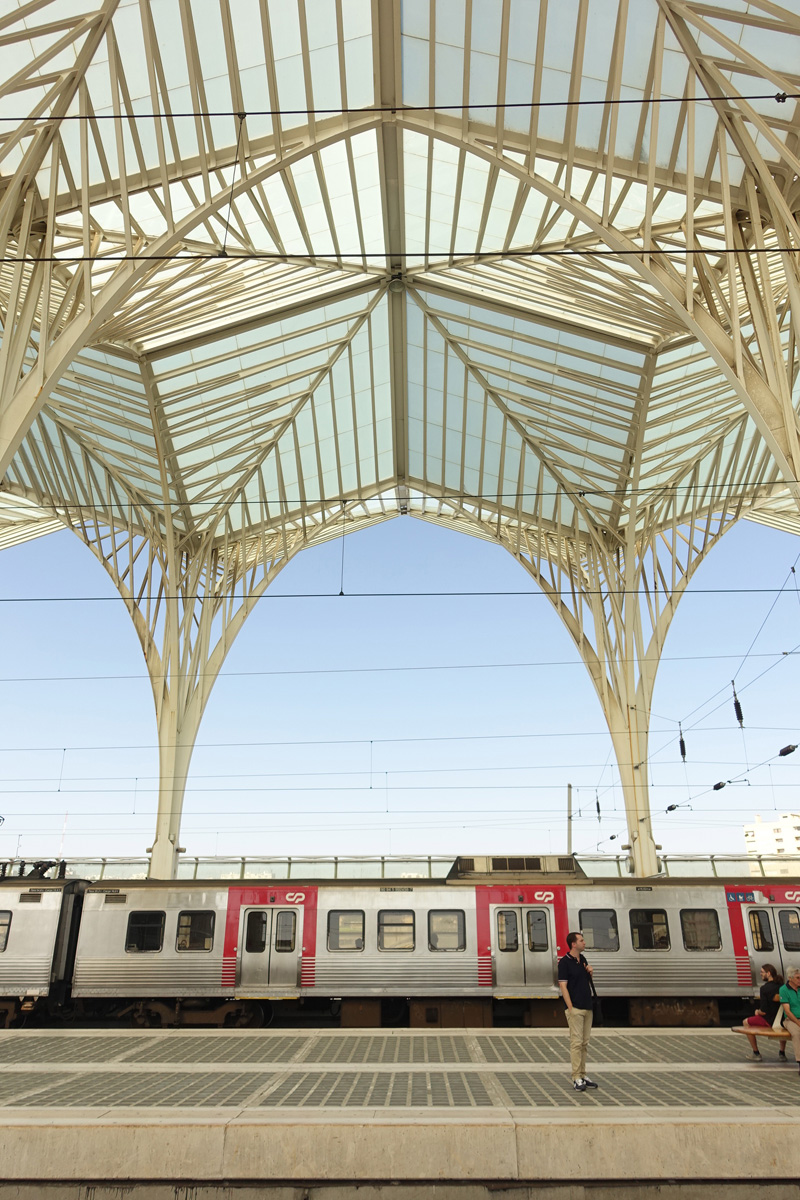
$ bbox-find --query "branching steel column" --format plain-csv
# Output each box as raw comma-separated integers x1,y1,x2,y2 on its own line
495,493,739,875
374,0,408,497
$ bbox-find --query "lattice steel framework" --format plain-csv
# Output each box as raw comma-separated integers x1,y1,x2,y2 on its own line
0,0,798,876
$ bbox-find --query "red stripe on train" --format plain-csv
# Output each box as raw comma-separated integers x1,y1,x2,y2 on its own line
475,884,569,967
220,887,318,988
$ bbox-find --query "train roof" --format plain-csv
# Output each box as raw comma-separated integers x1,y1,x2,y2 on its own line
58,873,800,889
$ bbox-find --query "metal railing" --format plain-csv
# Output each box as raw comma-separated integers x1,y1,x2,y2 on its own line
576,853,800,878
0,855,455,881
2,852,798,882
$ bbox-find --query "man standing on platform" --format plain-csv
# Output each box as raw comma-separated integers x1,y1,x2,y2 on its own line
558,931,598,1092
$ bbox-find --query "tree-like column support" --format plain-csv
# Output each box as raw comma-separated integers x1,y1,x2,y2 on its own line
57,488,380,878
59,495,308,878
605,690,659,879
148,693,205,880
500,496,738,876
135,526,299,879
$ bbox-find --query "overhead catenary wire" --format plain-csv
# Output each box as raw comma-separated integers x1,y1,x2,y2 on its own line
16,479,800,508
2,586,800,604
6,780,800,797
1,91,795,124
3,247,798,264
633,553,800,758
0,726,795,755
0,649,795,684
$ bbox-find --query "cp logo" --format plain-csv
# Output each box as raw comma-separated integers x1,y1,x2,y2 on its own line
533,891,554,902
785,890,800,903
285,892,306,903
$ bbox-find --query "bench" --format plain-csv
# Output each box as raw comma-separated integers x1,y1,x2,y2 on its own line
730,1025,787,1039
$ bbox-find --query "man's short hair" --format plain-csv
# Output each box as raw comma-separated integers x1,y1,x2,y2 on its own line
566,931,581,949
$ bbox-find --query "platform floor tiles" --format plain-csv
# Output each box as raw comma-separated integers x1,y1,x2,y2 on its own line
0,1028,797,1111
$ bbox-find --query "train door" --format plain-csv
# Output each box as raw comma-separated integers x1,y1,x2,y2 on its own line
239,907,301,990
744,905,783,978
493,907,554,991
777,906,800,962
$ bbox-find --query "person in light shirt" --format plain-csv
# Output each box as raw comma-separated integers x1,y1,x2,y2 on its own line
778,966,800,1076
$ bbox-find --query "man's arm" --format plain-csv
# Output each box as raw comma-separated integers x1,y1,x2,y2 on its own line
782,1002,800,1026
559,980,572,1010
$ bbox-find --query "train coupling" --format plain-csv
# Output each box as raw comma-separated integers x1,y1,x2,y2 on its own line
20,998,36,1012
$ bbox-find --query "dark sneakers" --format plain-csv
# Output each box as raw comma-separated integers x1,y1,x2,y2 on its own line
582,1077,599,1089
573,1078,587,1092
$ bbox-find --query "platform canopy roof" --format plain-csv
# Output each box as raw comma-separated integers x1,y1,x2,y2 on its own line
0,0,799,559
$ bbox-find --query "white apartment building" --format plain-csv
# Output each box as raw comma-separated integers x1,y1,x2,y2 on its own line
744,813,800,864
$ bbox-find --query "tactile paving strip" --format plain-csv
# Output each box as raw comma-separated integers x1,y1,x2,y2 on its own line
0,1035,141,1064
496,1069,800,1108
477,1033,760,1065
3,1070,271,1108
301,1034,473,1064
125,1033,307,1064
258,1070,494,1107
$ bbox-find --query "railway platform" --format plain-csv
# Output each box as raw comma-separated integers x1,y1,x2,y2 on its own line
0,1027,798,1197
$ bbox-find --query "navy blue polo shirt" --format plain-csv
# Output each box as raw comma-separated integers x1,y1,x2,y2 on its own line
557,951,593,1009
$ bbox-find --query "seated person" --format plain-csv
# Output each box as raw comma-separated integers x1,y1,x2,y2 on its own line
743,963,787,1062
778,966,800,1074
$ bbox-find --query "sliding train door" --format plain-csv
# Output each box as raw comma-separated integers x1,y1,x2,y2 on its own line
493,906,554,993
238,906,301,991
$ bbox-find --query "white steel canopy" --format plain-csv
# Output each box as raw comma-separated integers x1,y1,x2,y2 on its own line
0,0,798,876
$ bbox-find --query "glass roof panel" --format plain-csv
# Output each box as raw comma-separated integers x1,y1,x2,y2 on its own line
2,0,798,559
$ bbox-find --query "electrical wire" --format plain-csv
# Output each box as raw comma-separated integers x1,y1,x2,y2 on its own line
0,726,794,755
2,92,796,123
0,587,798,603
18,479,800,507
8,781,800,796
3,247,797,264
0,650,794,684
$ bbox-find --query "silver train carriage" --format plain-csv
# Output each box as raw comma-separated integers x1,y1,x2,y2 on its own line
0,878,85,1025
2,870,799,1027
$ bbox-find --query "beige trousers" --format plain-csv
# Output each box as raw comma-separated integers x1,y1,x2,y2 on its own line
784,1018,800,1062
566,1006,593,1081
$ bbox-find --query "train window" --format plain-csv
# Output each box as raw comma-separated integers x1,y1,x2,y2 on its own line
527,909,549,952
748,909,774,953
428,910,466,951
328,910,365,951
779,910,800,952
630,909,670,951
176,911,215,952
378,910,415,951
275,911,296,953
125,911,165,953
245,910,267,953
0,911,10,952
680,909,722,951
497,910,518,952
579,909,619,951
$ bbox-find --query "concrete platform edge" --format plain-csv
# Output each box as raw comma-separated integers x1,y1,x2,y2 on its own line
1,1111,799,1183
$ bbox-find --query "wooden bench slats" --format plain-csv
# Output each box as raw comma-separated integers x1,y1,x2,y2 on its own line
731,1025,787,1038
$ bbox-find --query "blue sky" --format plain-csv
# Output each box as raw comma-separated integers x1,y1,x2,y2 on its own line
0,515,798,864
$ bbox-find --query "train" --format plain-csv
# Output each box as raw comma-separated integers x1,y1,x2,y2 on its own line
1,855,799,1028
